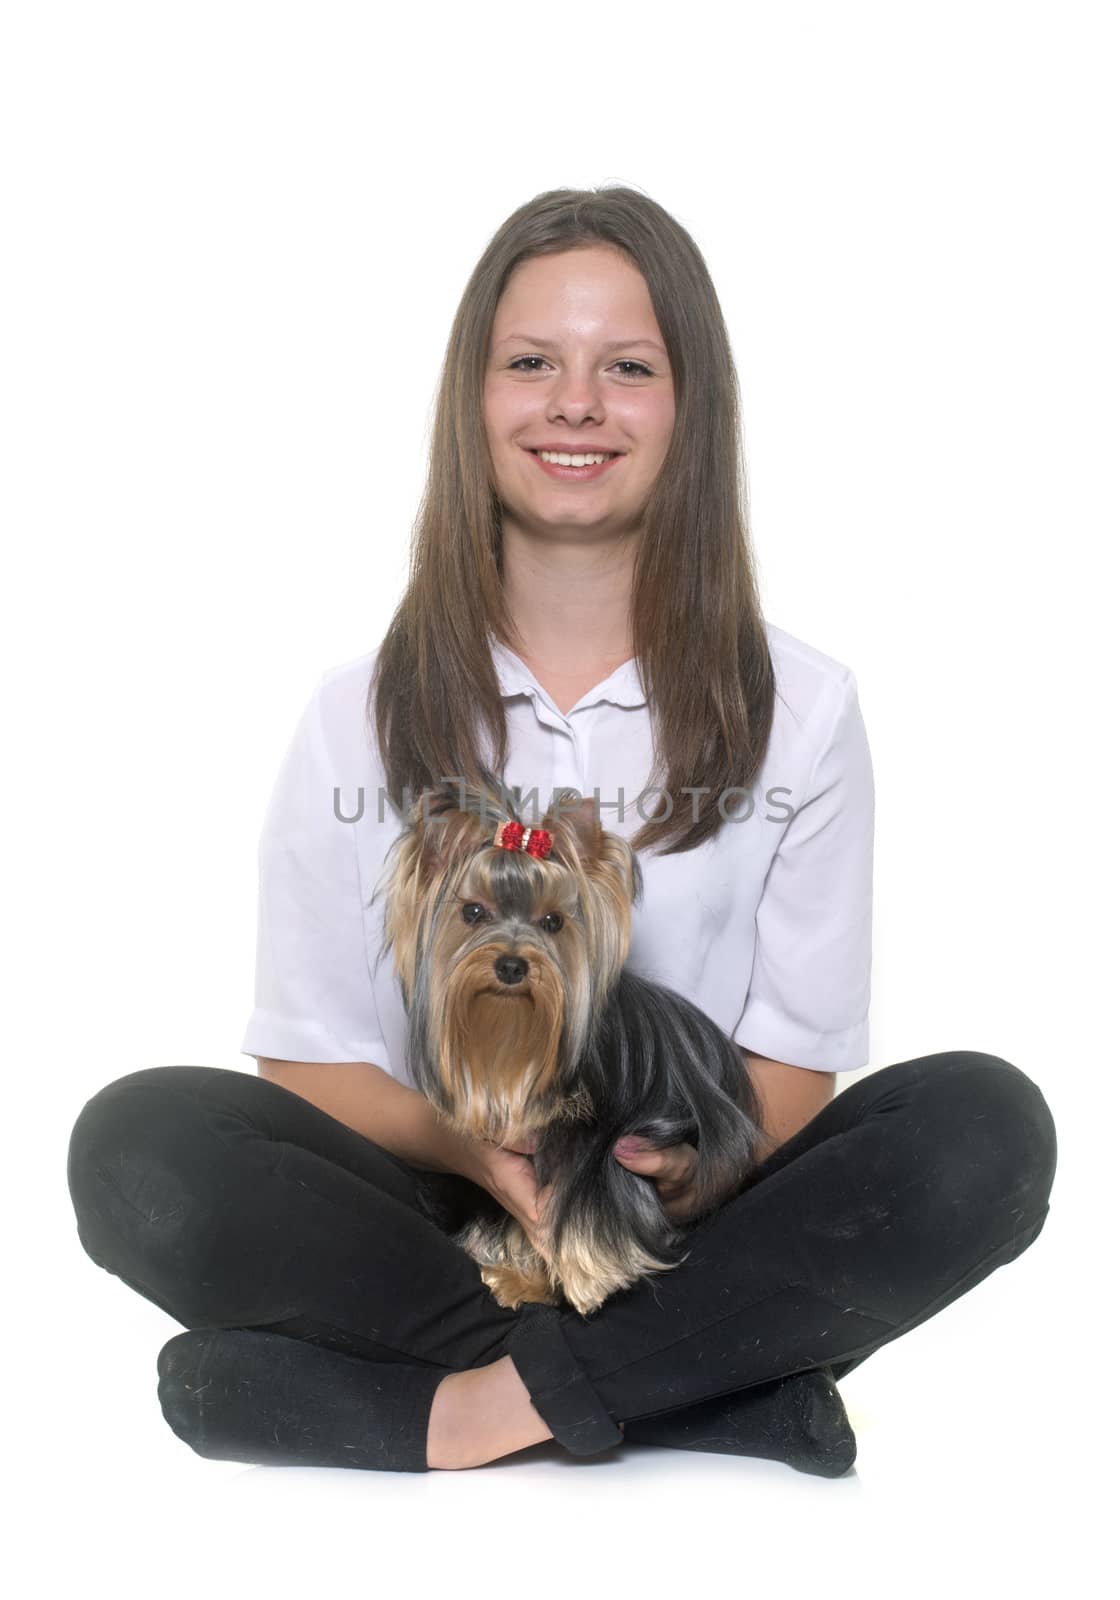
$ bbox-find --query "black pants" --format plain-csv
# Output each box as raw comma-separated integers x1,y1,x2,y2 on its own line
66,1051,1057,1457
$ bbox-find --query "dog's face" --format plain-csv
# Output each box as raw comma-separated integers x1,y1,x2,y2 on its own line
381,782,640,1143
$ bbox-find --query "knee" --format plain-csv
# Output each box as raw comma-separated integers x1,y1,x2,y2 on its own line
68,1066,208,1201
66,1066,225,1292
918,1051,1058,1224
70,1069,161,1197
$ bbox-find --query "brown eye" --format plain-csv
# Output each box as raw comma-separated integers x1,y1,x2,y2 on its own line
539,912,564,934
462,903,489,925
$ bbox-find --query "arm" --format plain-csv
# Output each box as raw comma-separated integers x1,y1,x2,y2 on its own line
732,669,874,1077
741,1049,836,1155
256,1057,488,1182
259,1057,556,1258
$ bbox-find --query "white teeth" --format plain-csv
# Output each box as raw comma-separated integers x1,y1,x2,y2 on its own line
536,450,613,466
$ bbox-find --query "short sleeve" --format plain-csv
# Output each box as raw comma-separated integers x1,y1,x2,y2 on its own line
733,669,874,1072
239,674,390,1067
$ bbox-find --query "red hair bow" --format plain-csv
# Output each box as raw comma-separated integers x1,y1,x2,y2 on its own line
493,820,553,861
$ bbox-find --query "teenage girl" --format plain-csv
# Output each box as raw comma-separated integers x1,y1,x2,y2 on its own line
66,186,1057,1475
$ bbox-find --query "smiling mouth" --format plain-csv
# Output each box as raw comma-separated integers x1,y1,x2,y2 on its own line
525,449,624,480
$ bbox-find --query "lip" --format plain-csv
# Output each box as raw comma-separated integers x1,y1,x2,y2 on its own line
522,446,624,483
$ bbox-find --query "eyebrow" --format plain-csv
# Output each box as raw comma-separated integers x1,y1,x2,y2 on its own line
494,334,666,355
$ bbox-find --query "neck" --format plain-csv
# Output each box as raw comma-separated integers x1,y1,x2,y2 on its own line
500,521,637,669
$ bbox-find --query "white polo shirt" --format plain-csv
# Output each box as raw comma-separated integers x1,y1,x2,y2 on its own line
240,620,874,1081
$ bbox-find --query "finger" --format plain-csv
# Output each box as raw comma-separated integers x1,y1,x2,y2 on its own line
525,1193,554,1263
613,1140,696,1181
519,1182,541,1228
502,1136,538,1156
494,1164,537,1226
517,1170,553,1231
534,1179,555,1230
612,1144,671,1175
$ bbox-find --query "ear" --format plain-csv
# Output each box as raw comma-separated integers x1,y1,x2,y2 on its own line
546,790,638,905
546,790,601,867
408,782,487,880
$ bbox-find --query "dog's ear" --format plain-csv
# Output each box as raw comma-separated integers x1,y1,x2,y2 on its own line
547,791,600,865
408,783,487,880
547,790,640,906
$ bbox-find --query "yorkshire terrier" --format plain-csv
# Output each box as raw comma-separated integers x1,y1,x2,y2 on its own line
378,779,766,1317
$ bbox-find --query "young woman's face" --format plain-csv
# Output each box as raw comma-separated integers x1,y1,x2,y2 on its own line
483,245,675,543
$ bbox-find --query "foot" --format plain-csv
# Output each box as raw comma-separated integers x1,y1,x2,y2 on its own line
623,1366,857,1477
426,1355,556,1469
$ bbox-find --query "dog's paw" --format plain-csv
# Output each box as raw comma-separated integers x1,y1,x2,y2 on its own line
479,1263,561,1310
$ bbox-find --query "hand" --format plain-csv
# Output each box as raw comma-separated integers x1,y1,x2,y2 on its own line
468,1138,555,1264
613,1137,706,1222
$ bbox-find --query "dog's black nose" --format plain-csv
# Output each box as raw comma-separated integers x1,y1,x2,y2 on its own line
494,955,529,985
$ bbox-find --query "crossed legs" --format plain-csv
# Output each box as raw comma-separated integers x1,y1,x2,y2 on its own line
66,1051,1057,1468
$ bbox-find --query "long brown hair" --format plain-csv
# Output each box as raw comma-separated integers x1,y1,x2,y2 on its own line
369,184,775,857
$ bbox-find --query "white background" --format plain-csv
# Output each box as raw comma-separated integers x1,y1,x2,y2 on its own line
3,1,1114,1593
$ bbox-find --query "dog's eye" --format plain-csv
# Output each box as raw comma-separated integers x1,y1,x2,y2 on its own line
539,912,564,934
461,902,489,924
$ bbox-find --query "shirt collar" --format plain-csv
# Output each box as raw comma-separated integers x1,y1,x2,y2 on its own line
488,633,648,710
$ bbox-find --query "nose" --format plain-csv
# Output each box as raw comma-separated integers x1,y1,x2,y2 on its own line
548,365,605,424
494,955,529,985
